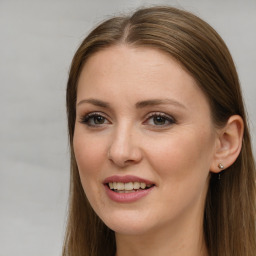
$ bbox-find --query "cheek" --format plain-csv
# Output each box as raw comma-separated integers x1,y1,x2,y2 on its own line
74,130,104,170
73,130,108,209
144,130,214,220
73,129,108,192
146,129,214,183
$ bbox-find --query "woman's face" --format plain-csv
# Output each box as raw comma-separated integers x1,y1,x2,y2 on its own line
74,45,218,235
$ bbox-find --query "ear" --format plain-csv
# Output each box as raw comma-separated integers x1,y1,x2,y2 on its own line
210,115,244,173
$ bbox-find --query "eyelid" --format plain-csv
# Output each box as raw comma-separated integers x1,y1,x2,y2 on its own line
143,112,176,126
145,111,173,119
78,111,175,127
79,111,111,126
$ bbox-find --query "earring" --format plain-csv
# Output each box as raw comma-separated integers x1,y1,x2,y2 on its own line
217,163,224,180
218,163,224,170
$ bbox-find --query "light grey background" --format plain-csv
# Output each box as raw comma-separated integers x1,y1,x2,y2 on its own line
0,0,255,255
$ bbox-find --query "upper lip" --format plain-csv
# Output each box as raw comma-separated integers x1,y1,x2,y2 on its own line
103,175,155,185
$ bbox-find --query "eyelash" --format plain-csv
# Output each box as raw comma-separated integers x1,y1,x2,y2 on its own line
79,112,109,127
144,112,176,127
79,112,176,128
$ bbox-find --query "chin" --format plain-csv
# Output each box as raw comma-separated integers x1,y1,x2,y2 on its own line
100,210,156,236
109,223,152,236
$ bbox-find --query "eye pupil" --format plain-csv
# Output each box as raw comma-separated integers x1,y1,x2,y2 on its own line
94,116,105,124
153,116,166,125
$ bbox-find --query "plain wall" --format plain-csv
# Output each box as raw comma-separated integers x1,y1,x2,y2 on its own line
0,0,255,255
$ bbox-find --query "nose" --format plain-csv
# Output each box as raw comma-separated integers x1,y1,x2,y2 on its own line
108,125,142,168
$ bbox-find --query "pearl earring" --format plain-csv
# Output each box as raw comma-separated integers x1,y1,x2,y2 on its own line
217,163,224,180
218,163,224,170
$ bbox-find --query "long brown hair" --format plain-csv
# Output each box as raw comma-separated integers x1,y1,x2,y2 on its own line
63,6,256,256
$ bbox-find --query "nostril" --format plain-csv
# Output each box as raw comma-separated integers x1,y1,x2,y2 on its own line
107,135,143,167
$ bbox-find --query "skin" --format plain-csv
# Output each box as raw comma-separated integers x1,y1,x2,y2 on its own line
73,45,222,256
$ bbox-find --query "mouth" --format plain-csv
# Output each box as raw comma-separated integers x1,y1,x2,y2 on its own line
107,181,154,193
103,175,155,203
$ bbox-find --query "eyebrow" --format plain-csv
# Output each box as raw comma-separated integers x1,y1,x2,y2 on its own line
135,99,186,109
77,98,186,109
77,98,110,108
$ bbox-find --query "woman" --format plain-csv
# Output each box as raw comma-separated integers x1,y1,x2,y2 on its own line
63,6,256,256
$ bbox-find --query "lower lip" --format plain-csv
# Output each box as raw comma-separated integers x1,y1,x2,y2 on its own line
104,185,154,203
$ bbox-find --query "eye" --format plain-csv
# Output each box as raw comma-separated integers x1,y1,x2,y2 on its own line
79,112,110,127
144,112,175,127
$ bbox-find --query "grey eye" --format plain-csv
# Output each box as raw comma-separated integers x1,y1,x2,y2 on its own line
93,115,106,124
145,113,175,127
80,113,109,127
153,116,168,125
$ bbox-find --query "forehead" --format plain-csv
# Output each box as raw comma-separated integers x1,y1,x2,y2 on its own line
77,45,210,112
81,45,186,79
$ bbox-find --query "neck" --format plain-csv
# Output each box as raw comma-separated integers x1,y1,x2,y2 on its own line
115,227,208,256
115,206,208,256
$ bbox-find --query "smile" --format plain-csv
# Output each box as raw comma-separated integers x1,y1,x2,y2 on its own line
108,182,154,193
103,175,155,202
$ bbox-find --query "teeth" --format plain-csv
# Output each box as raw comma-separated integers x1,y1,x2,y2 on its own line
124,182,133,190
108,182,153,191
109,182,114,189
116,182,124,190
140,182,146,189
134,182,140,189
